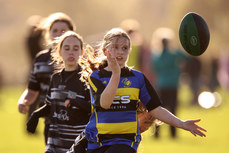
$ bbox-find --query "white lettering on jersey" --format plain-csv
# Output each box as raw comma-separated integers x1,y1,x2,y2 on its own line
113,95,130,104
53,109,69,121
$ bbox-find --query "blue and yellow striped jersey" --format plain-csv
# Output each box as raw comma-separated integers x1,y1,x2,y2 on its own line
85,67,161,151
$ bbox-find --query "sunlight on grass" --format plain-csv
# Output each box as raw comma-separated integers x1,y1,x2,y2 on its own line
139,85,229,153
0,85,228,153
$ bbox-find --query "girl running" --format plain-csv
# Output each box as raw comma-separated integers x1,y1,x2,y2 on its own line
18,12,76,143
79,28,207,153
28,31,91,153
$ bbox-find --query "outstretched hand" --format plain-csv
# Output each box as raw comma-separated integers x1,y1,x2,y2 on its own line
182,119,207,137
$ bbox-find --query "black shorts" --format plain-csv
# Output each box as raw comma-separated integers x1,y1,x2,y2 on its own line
86,144,136,153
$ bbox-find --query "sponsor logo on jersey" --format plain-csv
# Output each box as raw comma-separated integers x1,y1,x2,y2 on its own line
122,78,131,87
53,109,69,121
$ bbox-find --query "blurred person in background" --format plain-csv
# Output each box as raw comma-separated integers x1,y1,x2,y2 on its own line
27,31,91,153
185,56,202,106
120,19,154,83
209,57,220,92
25,15,45,64
17,12,76,144
24,15,46,128
151,27,189,139
217,50,229,90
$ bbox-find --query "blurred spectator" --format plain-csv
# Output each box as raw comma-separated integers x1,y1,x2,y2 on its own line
25,15,45,64
209,57,220,92
185,56,202,106
217,50,229,90
24,15,46,125
120,19,154,82
151,28,188,138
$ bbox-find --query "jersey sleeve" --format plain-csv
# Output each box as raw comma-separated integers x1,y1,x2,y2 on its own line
28,56,41,91
139,74,161,111
88,72,106,108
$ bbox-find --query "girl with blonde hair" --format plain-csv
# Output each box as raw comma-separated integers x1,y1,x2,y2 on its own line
79,28,206,153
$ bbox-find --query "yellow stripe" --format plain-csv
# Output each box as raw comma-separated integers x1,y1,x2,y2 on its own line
88,76,97,92
131,142,134,147
91,104,94,114
97,122,137,134
94,110,100,142
115,88,139,100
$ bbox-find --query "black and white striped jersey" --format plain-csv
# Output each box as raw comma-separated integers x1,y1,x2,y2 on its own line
28,49,54,105
45,67,91,153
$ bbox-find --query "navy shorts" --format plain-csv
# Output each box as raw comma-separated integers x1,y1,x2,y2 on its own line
87,144,136,153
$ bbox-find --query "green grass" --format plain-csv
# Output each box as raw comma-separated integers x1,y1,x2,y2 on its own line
0,85,228,153
140,85,229,153
0,86,45,153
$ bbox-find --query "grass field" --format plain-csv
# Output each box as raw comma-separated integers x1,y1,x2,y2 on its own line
0,85,228,153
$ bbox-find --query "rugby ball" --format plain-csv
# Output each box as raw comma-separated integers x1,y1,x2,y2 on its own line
179,12,210,56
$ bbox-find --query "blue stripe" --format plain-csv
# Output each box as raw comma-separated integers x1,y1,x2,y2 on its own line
97,111,136,123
